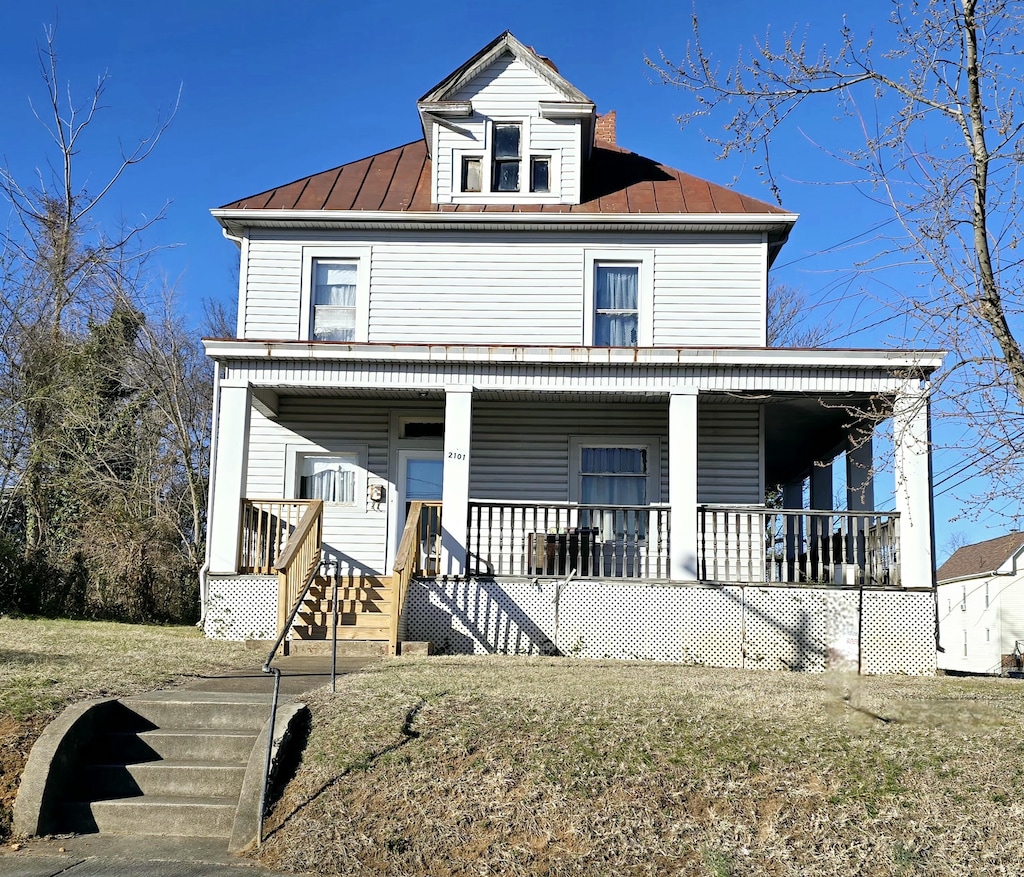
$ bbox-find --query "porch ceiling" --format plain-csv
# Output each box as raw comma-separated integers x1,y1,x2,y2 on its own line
762,393,884,485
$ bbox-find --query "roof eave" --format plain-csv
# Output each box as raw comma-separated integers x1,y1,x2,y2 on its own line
211,208,799,236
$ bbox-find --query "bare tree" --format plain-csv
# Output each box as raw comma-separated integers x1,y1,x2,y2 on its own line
0,27,204,620
767,283,835,347
648,0,1024,512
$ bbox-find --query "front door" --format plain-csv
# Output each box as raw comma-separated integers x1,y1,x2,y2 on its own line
395,451,443,573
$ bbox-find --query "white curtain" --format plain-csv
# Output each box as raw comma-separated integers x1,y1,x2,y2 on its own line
313,262,357,341
595,265,638,346
581,447,647,505
300,457,355,503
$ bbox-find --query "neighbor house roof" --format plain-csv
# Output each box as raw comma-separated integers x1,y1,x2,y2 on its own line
936,532,1024,582
219,139,788,217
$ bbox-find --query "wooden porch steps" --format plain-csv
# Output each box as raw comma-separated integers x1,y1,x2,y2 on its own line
287,574,395,653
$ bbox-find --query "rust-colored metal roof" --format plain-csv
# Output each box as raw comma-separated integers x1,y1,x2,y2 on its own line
936,532,1024,582
219,139,788,216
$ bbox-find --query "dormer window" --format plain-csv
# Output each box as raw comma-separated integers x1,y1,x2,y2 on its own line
493,123,521,191
530,157,550,193
448,119,563,201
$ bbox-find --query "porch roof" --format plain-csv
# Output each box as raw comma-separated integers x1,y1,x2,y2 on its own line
204,339,944,373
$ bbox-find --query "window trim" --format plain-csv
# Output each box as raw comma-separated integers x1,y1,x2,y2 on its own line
568,436,661,504
285,444,368,507
450,117,562,203
299,246,371,342
583,249,654,347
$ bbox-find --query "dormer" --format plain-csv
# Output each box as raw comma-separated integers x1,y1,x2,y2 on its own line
417,31,595,206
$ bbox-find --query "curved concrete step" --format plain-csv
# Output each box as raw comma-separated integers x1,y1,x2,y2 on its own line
62,796,238,837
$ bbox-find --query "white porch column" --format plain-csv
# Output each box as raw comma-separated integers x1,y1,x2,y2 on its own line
894,380,934,589
846,436,875,512
669,391,698,581
208,383,252,574
441,387,473,576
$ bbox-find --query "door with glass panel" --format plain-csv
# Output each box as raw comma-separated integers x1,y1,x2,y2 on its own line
396,451,443,575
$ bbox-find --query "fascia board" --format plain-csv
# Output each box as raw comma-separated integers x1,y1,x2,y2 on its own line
202,339,945,372
210,208,799,232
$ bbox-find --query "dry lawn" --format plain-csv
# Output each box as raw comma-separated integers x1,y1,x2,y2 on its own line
0,616,254,840
254,656,1024,877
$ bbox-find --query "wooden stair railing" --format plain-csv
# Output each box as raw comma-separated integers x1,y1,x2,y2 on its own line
271,499,324,652
389,501,442,656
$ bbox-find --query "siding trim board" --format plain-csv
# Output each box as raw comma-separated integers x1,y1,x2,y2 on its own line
212,357,933,397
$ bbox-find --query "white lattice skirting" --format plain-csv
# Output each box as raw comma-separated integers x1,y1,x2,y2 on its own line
404,579,937,675
202,574,937,674
204,575,279,641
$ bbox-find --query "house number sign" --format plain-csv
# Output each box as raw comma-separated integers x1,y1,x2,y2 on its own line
447,449,468,461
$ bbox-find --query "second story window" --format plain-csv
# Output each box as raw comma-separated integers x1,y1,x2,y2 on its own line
312,260,357,341
493,123,521,191
594,263,639,346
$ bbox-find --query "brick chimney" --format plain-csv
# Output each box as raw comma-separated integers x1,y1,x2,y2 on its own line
595,110,616,145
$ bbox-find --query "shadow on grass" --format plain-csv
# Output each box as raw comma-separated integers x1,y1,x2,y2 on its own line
262,699,425,840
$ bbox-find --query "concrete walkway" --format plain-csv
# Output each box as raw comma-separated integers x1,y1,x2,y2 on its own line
1,653,380,877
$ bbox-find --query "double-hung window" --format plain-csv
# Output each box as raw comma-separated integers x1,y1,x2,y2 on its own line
300,246,370,342
583,250,653,347
570,438,659,544
312,260,357,341
594,264,639,346
492,123,521,192
580,446,648,506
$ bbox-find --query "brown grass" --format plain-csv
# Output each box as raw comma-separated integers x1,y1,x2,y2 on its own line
253,656,1024,877
0,616,254,840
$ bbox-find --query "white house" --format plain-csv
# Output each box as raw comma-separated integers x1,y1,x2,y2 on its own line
936,532,1024,675
202,32,943,673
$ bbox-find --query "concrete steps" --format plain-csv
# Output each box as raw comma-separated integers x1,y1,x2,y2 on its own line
58,692,270,839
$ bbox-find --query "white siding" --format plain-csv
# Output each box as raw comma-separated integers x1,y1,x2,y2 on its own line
246,398,392,574
451,54,564,110
244,240,301,338
240,230,767,347
470,400,669,502
653,237,766,346
434,119,486,203
697,403,761,504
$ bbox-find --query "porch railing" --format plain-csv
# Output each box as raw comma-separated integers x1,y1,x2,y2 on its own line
699,506,900,587
467,501,671,579
389,501,442,655
240,499,318,574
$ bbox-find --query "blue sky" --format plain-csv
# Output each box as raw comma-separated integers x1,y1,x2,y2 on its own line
0,1,1011,554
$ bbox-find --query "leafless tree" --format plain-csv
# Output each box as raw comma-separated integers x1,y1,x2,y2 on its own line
767,283,835,347
648,0,1024,517
0,27,205,620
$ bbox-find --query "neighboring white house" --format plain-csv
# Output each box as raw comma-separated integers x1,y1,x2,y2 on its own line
202,31,944,673
936,532,1024,675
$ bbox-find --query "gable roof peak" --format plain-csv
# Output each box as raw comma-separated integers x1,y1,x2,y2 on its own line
418,30,592,107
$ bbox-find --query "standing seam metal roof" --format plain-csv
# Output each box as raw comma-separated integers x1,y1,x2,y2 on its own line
218,139,789,216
